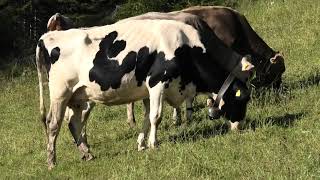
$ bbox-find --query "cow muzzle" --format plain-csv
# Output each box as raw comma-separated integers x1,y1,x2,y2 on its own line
207,97,222,120
208,106,222,120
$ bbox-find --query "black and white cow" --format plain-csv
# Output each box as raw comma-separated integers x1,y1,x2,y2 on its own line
45,11,255,129
37,15,254,169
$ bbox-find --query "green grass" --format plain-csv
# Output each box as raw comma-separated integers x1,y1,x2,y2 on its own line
1,0,320,179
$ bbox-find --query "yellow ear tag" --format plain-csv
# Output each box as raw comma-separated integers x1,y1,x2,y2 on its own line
244,64,250,70
236,90,241,97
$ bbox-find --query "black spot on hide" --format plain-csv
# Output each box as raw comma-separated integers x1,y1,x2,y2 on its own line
89,31,135,91
89,31,234,93
50,47,60,64
84,36,92,45
88,31,250,122
89,31,159,90
145,44,251,122
134,47,156,86
148,51,179,88
146,44,229,93
98,31,126,58
37,39,60,72
108,40,126,58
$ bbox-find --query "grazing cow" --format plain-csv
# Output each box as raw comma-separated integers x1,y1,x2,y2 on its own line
36,15,254,169
181,6,285,88
47,13,74,31
126,6,286,126
44,12,252,128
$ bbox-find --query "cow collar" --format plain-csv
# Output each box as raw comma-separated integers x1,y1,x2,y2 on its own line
209,59,253,119
212,55,254,108
212,73,235,108
207,73,235,119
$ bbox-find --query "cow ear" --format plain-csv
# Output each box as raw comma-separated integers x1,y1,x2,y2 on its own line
206,98,213,107
241,55,254,71
270,52,284,64
243,63,254,71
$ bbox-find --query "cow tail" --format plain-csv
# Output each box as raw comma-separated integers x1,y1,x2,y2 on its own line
36,41,47,135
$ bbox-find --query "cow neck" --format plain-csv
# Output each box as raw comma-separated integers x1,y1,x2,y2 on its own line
192,18,242,76
239,12,275,64
211,58,246,108
212,73,235,108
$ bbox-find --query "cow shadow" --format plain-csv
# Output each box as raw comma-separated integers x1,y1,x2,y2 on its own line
287,72,320,89
168,112,305,144
250,70,320,102
192,98,207,110
245,112,305,130
168,119,229,143
251,83,290,103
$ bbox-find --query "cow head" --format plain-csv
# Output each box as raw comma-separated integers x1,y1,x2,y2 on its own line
220,80,251,121
252,52,285,88
207,79,252,121
207,56,254,122
47,13,74,31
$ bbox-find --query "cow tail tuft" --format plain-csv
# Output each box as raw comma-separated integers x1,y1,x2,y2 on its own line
36,40,47,136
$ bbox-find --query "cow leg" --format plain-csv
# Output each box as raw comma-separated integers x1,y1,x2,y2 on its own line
126,102,136,128
46,99,68,170
172,107,182,126
148,85,164,149
185,97,194,123
68,101,95,161
172,97,194,125
137,98,150,151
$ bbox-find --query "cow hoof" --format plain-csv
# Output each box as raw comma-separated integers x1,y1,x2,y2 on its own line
173,119,182,126
148,141,159,149
82,153,94,161
138,145,146,151
48,163,55,170
127,121,136,128
229,121,240,131
137,133,146,151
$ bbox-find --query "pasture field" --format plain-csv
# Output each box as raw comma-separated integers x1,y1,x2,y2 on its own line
1,0,320,179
